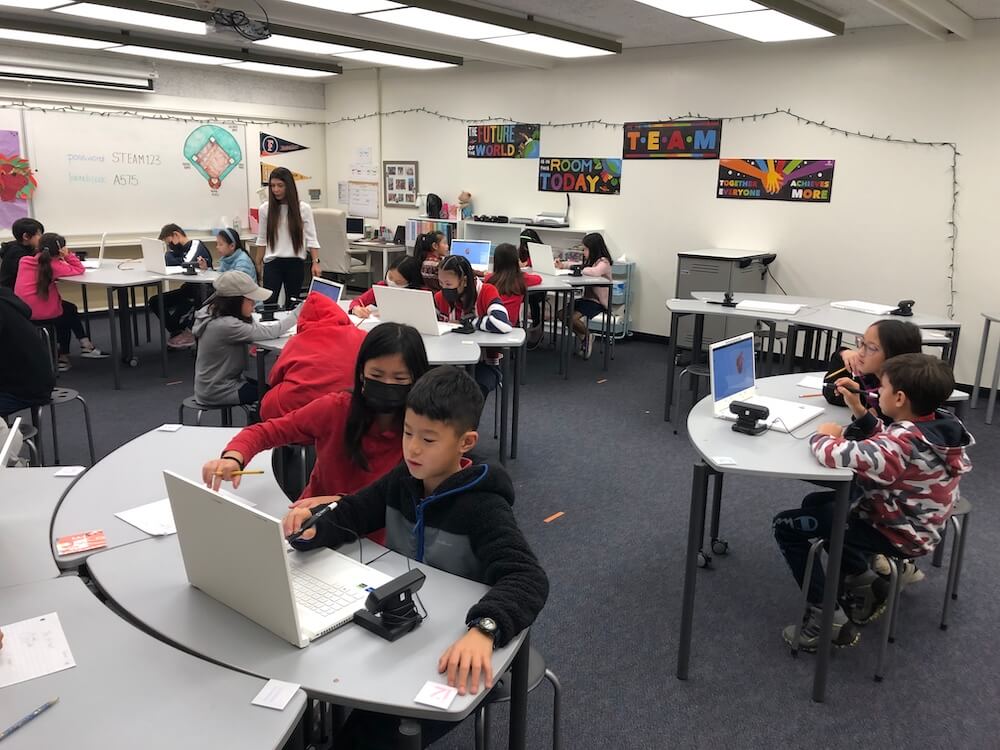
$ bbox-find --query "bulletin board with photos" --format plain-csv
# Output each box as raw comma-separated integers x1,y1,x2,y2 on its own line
383,160,419,208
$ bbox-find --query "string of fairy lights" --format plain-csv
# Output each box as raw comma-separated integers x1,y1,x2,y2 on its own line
1,101,959,317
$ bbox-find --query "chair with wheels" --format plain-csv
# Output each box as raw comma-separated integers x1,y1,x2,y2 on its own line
178,395,252,427
474,646,561,750
313,208,371,290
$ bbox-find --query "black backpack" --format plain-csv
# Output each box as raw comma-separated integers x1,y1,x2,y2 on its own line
426,193,443,219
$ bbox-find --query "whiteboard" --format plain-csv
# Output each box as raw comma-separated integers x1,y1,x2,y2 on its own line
348,181,379,219
25,110,250,235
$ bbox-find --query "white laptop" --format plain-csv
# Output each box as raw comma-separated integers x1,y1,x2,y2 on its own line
450,239,492,272
830,300,896,315
164,470,392,648
710,332,823,433
140,238,185,275
371,285,458,336
81,233,106,270
527,242,572,276
308,276,344,303
0,417,22,471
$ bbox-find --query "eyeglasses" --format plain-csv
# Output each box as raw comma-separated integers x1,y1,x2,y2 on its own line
854,336,881,355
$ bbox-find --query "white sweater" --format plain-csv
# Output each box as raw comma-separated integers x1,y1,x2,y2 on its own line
256,201,320,260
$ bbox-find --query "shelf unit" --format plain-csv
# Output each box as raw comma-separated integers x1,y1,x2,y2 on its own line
405,218,459,248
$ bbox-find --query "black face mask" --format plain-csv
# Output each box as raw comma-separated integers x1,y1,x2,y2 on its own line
168,242,186,253
442,288,460,304
363,378,410,413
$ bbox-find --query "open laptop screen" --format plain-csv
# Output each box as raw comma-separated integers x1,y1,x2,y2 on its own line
711,334,755,403
308,277,344,303
450,240,491,266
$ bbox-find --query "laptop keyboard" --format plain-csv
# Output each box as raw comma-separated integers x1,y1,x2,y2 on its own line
290,568,365,617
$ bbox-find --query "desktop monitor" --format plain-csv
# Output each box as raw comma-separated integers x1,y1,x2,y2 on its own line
450,240,492,268
346,217,364,235
709,332,756,413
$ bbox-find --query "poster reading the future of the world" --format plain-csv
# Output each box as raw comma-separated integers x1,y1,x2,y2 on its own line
717,159,835,202
467,123,540,158
538,157,622,195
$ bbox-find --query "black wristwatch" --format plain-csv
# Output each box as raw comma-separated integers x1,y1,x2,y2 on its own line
469,617,499,645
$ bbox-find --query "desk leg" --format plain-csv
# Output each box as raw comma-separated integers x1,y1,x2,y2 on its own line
812,480,851,703
563,291,574,381
986,340,1000,426
520,297,529,386
116,287,134,366
603,283,611,371
784,325,800,374
677,462,710,680
664,312,680,422
107,288,121,390
971,319,991,409
257,348,268,402
81,285,91,340
764,322,776,377
499,349,510,466
157,282,168,377
947,327,960,368
691,314,705,367
396,719,422,750
507,629,529,750
511,345,521,460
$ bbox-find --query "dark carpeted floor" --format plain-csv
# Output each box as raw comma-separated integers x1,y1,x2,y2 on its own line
29,313,1000,749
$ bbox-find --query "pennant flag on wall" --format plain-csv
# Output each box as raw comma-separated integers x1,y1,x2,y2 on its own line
261,163,311,186
260,132,309,156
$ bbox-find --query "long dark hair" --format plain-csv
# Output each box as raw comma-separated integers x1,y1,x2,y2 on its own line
217,227,244,253
414,231,445,264
870,320,922,360
438,255,477,314
390,255,423,288
266,167,304,255
517,228,541,264
210,295,251,323
489,243,525,297
35,233,66,300
344,323,429,470
581,232,612,268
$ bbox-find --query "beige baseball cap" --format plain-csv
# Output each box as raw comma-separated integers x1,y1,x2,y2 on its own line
212,270,271,301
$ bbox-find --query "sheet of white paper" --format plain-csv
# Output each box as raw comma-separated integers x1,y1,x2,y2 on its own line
157,423,183,432
0,612,76,689
251,679,300,710
414,681,458,710
115,498,176,536
711,456,738,466
53,466,85,477
797,376,824,390
337,181,348,205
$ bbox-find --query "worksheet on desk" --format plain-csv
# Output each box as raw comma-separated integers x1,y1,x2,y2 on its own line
0,612,76,689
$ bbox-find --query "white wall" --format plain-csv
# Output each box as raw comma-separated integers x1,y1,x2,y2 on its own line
325,22,1000,382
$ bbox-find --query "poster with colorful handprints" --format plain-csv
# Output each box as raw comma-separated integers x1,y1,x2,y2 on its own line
468,123,540,158
538,157,621,195
0,130,37,230
717,159,835,202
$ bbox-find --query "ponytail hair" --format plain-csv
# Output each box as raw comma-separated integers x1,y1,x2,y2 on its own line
217,227,244,253
35,233,66,301
414,231,445,263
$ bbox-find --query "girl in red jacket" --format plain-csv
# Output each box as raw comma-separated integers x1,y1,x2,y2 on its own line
202,322,430,510
349,255,424,319
485,242,541,324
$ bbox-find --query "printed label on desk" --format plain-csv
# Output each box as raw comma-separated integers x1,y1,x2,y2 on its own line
711,456,738,466
55,529,106,556
414,681,458,710
157,423,183,432
251,679,300,710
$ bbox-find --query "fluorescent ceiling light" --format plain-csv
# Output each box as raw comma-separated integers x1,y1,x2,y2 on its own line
0,64,153,91
253,34,359,55
109,45,233,65
0,28,117,49
483,34,616,58
223,61,337,78
361,7,522,40
337,49,455,69
55,3,208,35
694,9,835,41
0,0,69,9
279,0,402,12
634,0,763,16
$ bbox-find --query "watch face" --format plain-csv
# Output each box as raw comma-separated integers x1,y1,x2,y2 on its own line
479,617,497,633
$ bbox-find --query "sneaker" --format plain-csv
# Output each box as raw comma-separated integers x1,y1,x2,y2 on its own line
526,324,544,350
782,605,859,652
167,331,196,349
57,357,71,373
582,333,595,360
80,346,109,359
842,571,890,625
900,559,925,586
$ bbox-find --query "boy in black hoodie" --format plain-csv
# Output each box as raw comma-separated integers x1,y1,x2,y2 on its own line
283,366,548,748
0,217,44,290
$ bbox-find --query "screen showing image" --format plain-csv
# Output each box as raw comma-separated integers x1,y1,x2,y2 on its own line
711,335,755,401
347,217,364,235
450,240,492,266
308,278,343,303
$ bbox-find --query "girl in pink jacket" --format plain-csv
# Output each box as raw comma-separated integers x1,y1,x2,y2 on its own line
14,233,106,371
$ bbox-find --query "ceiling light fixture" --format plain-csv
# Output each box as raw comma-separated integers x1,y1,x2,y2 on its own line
54,2,208,35
361,7,522,40
278,0,402,12
252,34,359,55
0,0,71,9
336,49,455,69
223,61,338,77
634,0,763,15
0,63,154,90
694,8,836,41
109,45,233,65
0,27,117,49
483,34,617,58
635,0,844,42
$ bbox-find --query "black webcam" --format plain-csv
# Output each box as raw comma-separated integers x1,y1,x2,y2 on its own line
353,568,426,642
890,299,915,317
730,400,769,436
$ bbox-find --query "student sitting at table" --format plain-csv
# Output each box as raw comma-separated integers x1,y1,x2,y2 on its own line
204,227,256,280
0,286,54,418
147,223,214,350
348,255,424,319
486,242,541,324
517,228,546,348
202,323,430,510
774,353,973,652
14,233,106,372
555,232,613,360
282,366,549,749
414,230,448,292
192,271,298,408
260,291,367,421
435,255,512,400
0,217,44,290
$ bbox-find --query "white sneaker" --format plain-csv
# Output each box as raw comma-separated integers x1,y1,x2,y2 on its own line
582,333,595,360
80,347,109,359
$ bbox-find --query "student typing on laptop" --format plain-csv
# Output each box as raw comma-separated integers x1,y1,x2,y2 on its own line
283,366,548,750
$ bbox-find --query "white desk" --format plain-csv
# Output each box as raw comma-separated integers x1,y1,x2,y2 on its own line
50,426,277,569
521,275,575,380
692,290,831,307
676,373,852,703
87,538,531,747
0,577,306,749
349,240,407,280
970,312,1000,424
0,468,72,587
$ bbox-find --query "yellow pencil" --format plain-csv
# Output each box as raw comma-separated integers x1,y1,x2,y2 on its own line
215,469,265,477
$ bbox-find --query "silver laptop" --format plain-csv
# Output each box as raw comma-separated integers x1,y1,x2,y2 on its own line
140,238,185,275
308,276,345,303
371,285,458,336
81,233,106,270
710,332,823,433
163,470,392,648
0,417,22,471
527,242,572,276
450,239,492,272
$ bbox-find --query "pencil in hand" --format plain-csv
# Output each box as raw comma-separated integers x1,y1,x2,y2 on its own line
214,469,265,477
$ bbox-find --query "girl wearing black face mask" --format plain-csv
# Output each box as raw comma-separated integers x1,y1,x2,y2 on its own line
203,322,430,513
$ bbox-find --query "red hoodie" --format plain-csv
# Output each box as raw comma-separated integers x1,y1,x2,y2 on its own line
260,293,366,421
485,271,541,323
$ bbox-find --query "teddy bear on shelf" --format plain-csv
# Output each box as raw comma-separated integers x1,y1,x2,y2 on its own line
457,190,473,220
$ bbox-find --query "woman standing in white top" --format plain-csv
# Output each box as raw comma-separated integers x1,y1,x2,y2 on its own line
255,166,321,308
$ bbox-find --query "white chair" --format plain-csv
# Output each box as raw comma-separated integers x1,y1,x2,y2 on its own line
313,208,370,287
